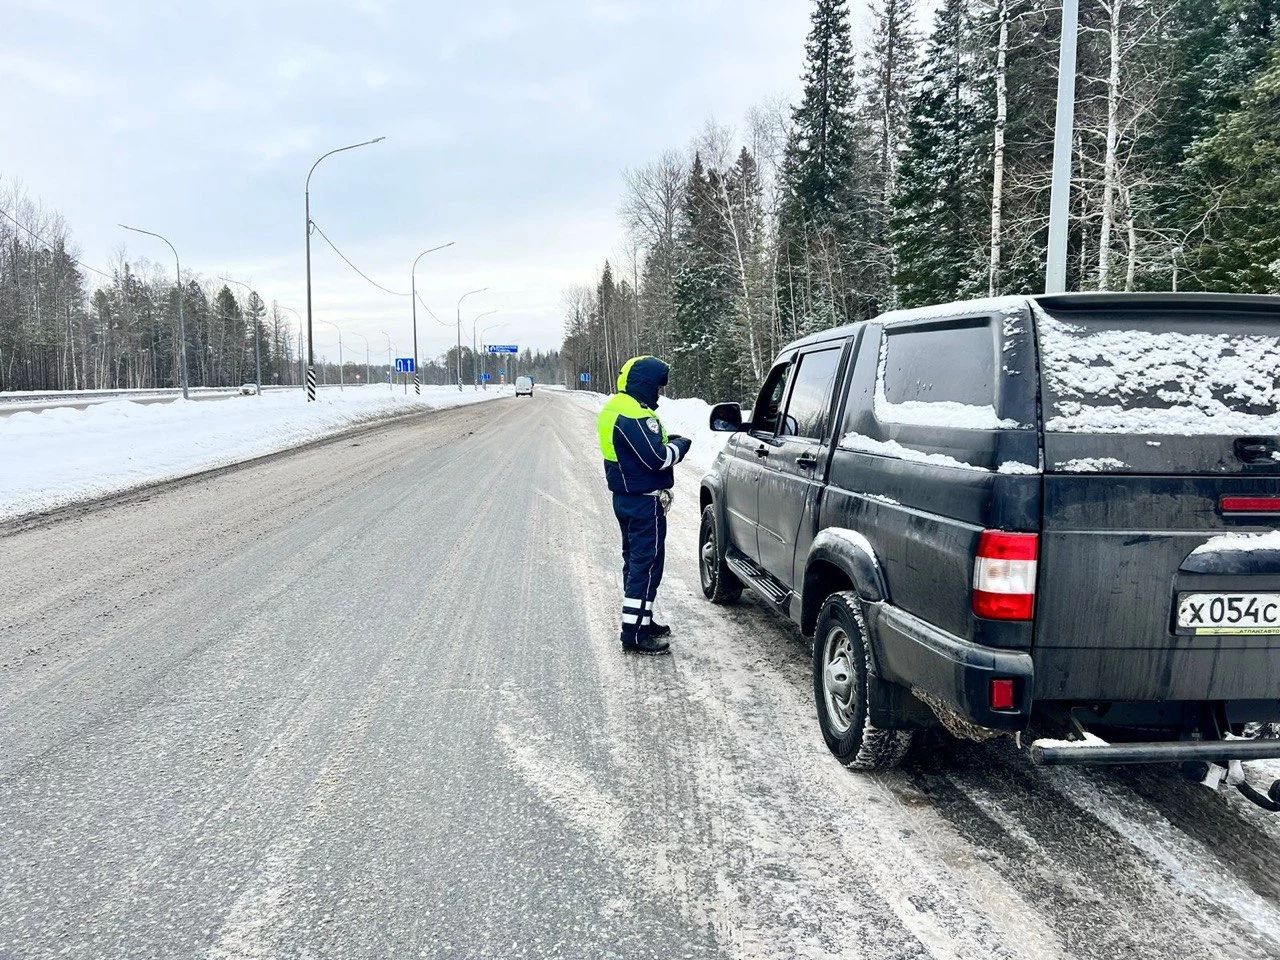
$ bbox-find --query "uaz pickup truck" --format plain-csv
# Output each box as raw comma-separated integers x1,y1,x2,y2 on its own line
699,293,1280,806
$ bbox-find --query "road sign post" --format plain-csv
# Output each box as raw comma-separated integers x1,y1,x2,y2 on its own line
395,357,415,395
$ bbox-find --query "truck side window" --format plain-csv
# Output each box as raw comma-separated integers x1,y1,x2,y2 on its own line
881,319,995,407
752,361,792,435
779,348,842,440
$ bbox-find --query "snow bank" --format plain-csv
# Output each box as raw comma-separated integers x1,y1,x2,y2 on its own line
0,386,506,520
564,391,731,473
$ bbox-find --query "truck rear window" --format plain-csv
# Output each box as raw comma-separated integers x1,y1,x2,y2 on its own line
1036,307,1280,436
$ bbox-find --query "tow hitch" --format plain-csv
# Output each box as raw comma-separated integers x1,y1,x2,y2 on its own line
1181,759,1280,812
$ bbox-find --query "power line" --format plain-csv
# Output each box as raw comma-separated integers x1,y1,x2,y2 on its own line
0,204,114,281
416,291,453,327
310,220,410,297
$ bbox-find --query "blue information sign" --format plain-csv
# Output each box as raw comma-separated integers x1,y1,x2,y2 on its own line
395,357,416,373
579,372,591,383
486,344,518,354
481,374,492,381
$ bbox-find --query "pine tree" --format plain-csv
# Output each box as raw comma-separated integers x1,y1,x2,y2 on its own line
890,0,993,307
1184,49,1280,291
777,0,871,335
672,154,735,398
860,0,921,307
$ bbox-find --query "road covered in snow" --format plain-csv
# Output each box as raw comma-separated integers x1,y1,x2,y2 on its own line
0,385,508,522
3,390,1280,959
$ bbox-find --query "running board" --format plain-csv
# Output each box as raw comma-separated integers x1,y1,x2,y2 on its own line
1029,738,1280,766
724,553,791,608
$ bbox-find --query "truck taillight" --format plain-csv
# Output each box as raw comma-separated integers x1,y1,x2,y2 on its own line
973,531,1038,621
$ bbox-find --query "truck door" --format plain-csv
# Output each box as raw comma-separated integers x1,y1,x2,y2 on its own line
721,358,794,563
1031,299,1280,702
756,345,847,588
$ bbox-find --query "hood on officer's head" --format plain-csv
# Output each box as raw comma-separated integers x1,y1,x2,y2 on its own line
617,355,669,409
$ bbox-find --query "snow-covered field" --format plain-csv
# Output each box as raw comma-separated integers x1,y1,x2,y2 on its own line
0,386,507,521
566,390,731,471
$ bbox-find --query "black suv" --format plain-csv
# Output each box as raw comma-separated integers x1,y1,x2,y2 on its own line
699,293,1280,781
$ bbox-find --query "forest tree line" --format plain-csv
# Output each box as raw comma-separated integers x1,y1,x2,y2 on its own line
562,0,1280,402
0,181,568,393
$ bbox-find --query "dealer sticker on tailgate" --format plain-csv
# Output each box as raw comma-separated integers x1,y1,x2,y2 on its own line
1177,593,1280,635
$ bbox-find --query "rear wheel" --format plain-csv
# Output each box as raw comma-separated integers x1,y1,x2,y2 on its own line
813,591,913,770
699,504,742,604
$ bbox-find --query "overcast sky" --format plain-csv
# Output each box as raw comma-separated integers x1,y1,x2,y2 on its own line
2,1,838,361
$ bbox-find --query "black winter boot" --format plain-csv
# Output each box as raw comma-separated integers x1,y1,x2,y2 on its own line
645,621,671,637
621,631,671,655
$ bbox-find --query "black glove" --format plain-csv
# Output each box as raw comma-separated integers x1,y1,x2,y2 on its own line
670,436,692,459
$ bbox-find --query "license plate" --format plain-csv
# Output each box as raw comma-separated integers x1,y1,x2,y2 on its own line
1177,593,1280,635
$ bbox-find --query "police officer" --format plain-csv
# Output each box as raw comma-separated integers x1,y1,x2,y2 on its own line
597,356,692,655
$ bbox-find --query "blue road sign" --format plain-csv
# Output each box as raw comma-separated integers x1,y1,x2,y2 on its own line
579,372,591,383
395,357,415,373
481,373,492,381
486,344,518,354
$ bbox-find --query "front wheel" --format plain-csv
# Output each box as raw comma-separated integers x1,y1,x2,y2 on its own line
813,591,913,770
698,505,742,604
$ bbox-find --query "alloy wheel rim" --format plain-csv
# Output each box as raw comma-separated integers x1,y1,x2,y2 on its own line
823,625,857,734
699,521,715,589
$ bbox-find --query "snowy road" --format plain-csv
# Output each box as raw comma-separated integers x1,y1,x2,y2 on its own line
3,391,1280,959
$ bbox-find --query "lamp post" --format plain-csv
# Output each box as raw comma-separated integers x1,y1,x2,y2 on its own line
349,330,372,387
480,320,506,390
455,287,488,390
305,136,385,401
411,242,455,396
316,318,343,391
119,224,189,400
1045,0,1079,294
470,309,497,390
218,276,262,395
382,331,394,391
279,304,305,386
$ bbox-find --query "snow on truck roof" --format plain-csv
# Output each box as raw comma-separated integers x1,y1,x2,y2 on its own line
780,292,1280,354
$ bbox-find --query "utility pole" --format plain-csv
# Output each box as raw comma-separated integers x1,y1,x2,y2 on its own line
382,332,394,391
317,318,343,391
305,136,385,401
120,224,189,400
410,243,455,396
471,309,497,390
455,288,488,391
1045,0,1079,294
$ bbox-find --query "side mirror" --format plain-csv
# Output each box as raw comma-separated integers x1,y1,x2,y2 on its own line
709,402,745,432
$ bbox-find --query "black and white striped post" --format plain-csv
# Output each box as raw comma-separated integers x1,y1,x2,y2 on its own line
304,136,385,402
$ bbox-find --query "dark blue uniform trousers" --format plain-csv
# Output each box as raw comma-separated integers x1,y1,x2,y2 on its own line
613,492,667,640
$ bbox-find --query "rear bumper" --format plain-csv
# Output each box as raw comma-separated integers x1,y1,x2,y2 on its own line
869,603,1033,731
1030,737,1280,766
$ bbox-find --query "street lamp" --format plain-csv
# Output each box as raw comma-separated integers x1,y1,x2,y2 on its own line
277,304,306,387
471,309,497,390
455,287,489,391
349,330,372,388
219,276,262,395
381,331,394,391
411,242,455,396
480,319,506,390
305,136,385,402
317,318,344,391
119,224,189,400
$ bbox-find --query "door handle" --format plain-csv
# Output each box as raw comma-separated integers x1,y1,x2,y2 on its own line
796,454,819,469
755,445,769,458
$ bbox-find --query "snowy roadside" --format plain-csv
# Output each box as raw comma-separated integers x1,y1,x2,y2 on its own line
564,390,731,471
0,386,509,521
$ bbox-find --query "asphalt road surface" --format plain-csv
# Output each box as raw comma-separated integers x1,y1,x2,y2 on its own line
4,391,1280,959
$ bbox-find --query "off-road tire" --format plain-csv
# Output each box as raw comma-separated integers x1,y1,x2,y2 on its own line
813,591,914,771
699,504,742,604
